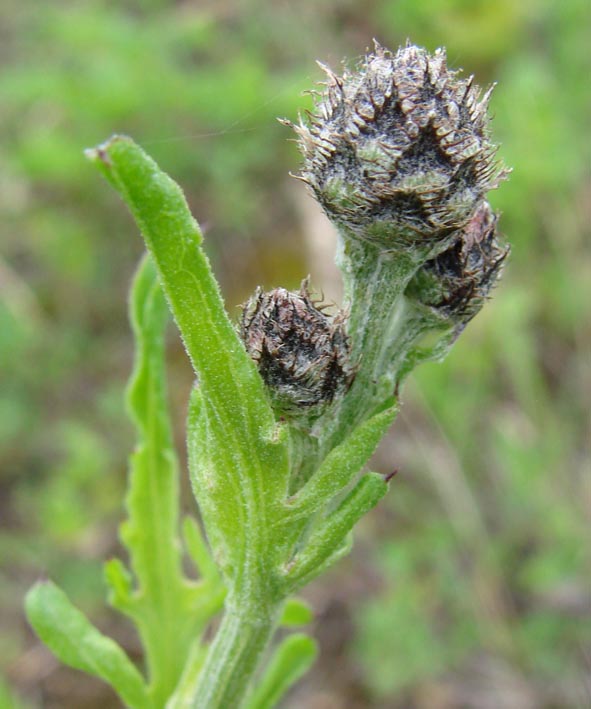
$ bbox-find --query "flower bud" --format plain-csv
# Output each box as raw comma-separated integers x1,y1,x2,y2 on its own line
406,201,509,326
292,42,508,246
240,283,354,419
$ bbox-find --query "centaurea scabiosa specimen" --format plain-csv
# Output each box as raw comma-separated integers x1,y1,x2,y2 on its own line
26,42,509,709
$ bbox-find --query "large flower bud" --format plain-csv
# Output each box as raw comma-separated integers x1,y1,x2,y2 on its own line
293,42,509,246
240,283,354,419
406,201,509,326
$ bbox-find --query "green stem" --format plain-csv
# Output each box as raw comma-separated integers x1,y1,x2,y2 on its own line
319,234,426,450
187,595,282,709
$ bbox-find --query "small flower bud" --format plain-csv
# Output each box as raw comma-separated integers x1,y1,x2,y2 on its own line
293,42,508,246
406,201,509,326
240,283,354,419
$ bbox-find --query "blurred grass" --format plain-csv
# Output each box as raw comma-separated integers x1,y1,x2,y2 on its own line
0,0,589,707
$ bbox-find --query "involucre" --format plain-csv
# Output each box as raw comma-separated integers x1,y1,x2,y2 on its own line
292,41,509,247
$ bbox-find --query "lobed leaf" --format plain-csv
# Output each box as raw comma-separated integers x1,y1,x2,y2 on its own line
25,581,149,709
108,256,224,706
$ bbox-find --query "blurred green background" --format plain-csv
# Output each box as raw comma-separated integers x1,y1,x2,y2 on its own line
1,0,589,707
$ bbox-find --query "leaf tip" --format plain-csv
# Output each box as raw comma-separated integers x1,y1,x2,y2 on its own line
25,578,52,604
280,597,314,627
24,579,60,631
84,134,133,167
383,467,399,483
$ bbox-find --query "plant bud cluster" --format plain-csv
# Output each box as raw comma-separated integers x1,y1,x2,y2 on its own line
245,43,510,418
240,284,354,418
293,41,508,245
406,200,509,325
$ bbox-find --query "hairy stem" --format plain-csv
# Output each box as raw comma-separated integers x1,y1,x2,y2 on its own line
187,595,282,709
318,234,426,452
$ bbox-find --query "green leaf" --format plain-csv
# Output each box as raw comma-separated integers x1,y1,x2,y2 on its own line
182,515,220,584
285,405,397,520
104,558,134,612
186,386,244,579
88,136,291,596
284,473,388,590
244,634,318,709
166,639,208,709
25,581,149,709
280,598,314,627
107,255,223,706
85,136,287,493
187,380,290,588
